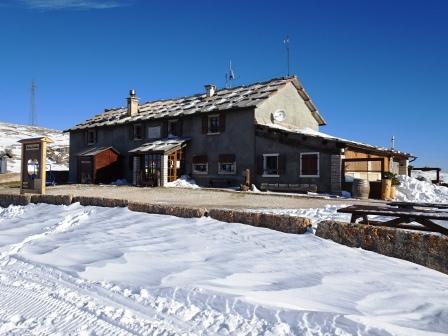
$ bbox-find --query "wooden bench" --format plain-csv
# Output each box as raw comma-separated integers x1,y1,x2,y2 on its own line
337,204,448,235
387,201,448,209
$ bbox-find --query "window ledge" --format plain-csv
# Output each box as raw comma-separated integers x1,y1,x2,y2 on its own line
218,172,236,175
300,175,320,178
192,172,208,175
207,132,221,136
262,174,280,178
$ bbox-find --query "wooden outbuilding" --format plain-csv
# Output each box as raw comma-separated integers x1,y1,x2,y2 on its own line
78,147,120,184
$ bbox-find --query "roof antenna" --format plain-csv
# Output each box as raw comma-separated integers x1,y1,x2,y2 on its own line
283,35,290,77
391,135,395,150
225,60,236,88
30,80,37,126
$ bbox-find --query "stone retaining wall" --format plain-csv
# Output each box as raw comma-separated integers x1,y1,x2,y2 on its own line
0,194,31,207
72,196,128,208
316,220,448,274
128,202,207,218
31,194,73,206
208,209,311,234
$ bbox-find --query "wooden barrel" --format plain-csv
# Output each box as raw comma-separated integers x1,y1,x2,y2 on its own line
352,179,370,199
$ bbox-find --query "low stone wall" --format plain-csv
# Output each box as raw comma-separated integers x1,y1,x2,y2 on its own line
31,194,73,206
0,194,31,207
72,196,128,208
316,220,448,274
208,209,311,234
128,202,207,218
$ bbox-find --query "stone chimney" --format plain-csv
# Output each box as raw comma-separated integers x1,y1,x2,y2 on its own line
127,89,139,116
204,84,216,97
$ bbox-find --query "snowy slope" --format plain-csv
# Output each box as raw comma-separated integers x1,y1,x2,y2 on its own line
0,121,69,172
0,203,447,335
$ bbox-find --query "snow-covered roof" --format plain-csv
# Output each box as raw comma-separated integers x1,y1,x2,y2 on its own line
67,76,325,131
129,137,190,154
258,123,413,158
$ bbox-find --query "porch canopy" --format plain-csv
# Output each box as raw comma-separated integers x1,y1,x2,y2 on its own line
129,138,190,155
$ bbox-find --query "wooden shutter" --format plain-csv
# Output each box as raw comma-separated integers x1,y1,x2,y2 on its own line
218,154,235,162
178,119,183,136
256,155,264,175
301,154,318,175
129,125,134,140
278,155,286,175
219,113,226,132
84,130,89,145
202,116,208,134
193,155,208,164
162,120,168,138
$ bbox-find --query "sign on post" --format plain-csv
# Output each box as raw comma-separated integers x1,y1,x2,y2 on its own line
18,137,53,195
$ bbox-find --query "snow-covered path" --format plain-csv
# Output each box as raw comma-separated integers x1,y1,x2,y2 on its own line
0,203,447,335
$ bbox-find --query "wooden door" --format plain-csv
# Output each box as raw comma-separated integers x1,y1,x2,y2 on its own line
167,152,177,182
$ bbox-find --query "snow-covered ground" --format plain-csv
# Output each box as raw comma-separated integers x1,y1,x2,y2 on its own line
0,203,447,335
0,121,69,172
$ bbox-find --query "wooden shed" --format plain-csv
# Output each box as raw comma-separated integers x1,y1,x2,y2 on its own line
78,147,120,184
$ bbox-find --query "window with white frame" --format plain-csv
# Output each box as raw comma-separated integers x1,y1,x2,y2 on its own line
87,129,96,145
208,115,220,134
167,119,180,137
147,126,161,139
300,152,319,177
192,155,208,174
218,154,236,175
263,154,279,176
133,124,143,140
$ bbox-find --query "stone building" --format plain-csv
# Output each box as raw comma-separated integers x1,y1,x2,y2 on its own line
66,76,412,197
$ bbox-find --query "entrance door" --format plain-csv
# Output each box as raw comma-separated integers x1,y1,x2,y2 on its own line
79,157,93,184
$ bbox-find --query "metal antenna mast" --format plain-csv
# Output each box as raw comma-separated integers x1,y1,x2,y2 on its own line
283,35,290,76
30,80,37,126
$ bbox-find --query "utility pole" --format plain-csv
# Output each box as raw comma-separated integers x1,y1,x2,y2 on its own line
283,35,290,76
30,80,37,126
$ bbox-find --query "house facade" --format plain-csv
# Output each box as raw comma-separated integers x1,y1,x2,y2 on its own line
67,76,411,197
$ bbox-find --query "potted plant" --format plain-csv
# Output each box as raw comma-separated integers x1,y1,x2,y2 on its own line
381,172,393,200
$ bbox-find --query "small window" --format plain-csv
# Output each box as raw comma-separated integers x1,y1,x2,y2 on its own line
168,120,179,137
192,155,208,175
193,163,208,174
263,154,279,176
87,129,96,145
208,115,220,134
147,126,161,139
134,124,143,140
300,152,319,177
218,154,236,175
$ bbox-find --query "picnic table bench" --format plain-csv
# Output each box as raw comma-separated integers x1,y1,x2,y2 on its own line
337,204,448,235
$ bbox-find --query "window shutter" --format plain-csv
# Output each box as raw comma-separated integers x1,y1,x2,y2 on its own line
219,113,226,132
84,130,89,145
178,119,183,136
202,115,208,134
129,125,134,140
278,155,286,175
161,121,168,138
256,155,264,175
301,154,318,175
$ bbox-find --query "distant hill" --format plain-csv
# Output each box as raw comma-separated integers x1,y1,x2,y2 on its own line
0,121,69,173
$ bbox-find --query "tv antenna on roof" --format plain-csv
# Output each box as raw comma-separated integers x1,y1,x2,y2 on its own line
30,80,37,126
283,35,290,76
225,60,236,88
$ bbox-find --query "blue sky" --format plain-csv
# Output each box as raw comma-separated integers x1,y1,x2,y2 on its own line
0,0,447,169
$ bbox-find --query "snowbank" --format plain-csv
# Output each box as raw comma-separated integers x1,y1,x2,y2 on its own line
165,175,200,189
0,203,446,335
395,175,448,203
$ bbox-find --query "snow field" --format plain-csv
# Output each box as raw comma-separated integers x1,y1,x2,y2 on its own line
0,203,447,335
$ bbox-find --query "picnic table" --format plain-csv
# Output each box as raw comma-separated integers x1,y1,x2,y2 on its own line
337,204,448,235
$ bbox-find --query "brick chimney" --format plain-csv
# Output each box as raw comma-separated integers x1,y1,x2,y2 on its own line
204,84,216,97
127,89,139,116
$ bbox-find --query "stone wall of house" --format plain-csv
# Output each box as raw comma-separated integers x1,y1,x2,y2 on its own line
316,220,448,274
